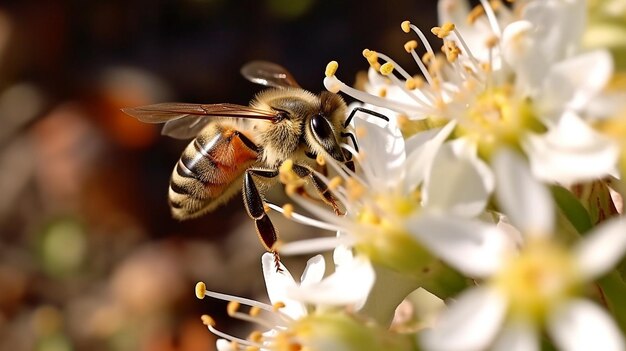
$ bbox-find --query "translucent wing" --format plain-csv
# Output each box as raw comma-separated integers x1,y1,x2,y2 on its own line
122,103,279,139
240,61,301,89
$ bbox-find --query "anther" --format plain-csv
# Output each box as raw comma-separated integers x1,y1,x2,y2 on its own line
201,314,216,327
404,40,418,53
431,22,455,38
249,306,261,317
195,282,207,299
405,78,417,90
378,87,387,97
485,35,499,49
467,5,485,24
379,62,394,76
346,178,365,200
272,302,286,312
227,301,241,316
249,331,263,343
282,204,294,219
362,49,381,70
279,159,297,184
316,154,326,166
263,203,271,213
422,52,434,64
325,61,339,77
401,20,411,33
328,176,342,191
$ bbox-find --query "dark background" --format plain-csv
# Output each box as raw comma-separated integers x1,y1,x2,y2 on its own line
0,1,440,350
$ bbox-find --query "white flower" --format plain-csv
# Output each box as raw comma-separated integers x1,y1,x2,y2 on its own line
323,0,619,184
197,254,412,351
420,149,626,351
273,114,507,278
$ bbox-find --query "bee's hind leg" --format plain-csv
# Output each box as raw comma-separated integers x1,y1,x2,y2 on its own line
243,168,283,272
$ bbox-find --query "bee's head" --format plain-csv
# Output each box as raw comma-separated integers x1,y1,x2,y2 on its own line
304,91,348,163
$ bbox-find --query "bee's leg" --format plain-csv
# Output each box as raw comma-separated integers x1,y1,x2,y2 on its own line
343,107,389,128
243,168,283,272
339,133,357,172
291,164,344,216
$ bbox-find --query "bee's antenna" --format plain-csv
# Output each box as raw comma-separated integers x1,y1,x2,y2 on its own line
343,107,389,128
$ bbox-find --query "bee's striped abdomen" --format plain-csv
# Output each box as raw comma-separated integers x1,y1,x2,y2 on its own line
168,124,259,219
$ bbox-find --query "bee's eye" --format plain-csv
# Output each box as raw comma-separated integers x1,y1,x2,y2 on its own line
311,114,333,140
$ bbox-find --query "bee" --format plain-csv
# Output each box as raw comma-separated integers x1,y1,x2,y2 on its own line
123,61,387,265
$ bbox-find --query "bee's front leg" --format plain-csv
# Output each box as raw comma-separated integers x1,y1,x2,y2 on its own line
291,163,344,216
243,168,283,272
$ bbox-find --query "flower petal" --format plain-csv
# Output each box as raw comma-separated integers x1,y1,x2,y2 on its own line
492,320,539,351
575,217,626,280
493,148,555,236
332,231,355,268
420,287,507,351
538,50,613,118
261,253,306,319
404,120,456,192
409,215,512,277
424,139,494,218
522,0,585,65
524,112,619,185
548,299,625,351
354,114,406,190
287,255,375,309
300,254,325,287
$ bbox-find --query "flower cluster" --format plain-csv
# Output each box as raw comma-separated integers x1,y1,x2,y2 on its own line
197,0,626,350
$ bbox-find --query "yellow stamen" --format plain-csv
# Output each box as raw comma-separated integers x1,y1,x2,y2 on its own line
249,331,263,343
227,301,240,316
380,62,394,76
404,40,418,53
422,52,434,64
316,154,326,166
443,41,461,62
246,347,260,351
249,306,261,317
201,314,215,327
328,176,342,191
490,0,502,10
431,22,455,38
401,20,411,33
325,61,338,77
272,301,286,312
346,178,364,200
405,78,417,90
363,49,381,70
282,204,294,218
195,282,206,299
467,5,485,24
263,203,270,213
414,75,425,88
378,87,387,97
485,35,499,49
279,159,297,184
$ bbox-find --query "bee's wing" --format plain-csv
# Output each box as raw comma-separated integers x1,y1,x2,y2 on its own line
240,61,301,89
122,103,279,139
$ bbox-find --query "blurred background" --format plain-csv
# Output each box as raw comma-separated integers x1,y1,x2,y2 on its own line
0,1,441,350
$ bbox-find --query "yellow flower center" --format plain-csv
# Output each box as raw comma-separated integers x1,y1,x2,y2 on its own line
352,193,437,276
492,239,581,322
455,86,544,159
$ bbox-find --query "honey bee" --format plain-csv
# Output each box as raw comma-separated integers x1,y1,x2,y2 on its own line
123,61,387,264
